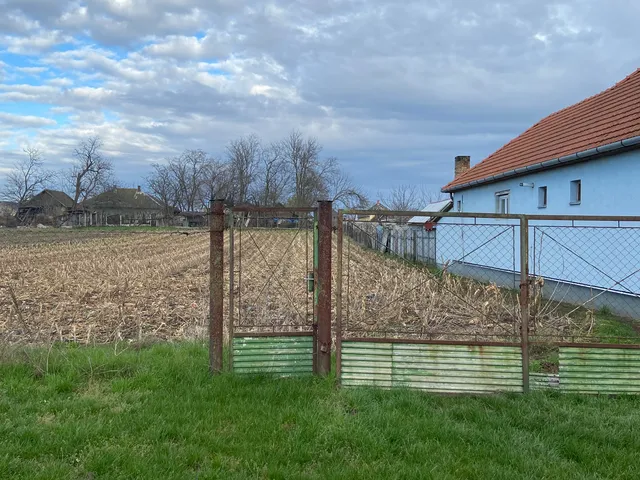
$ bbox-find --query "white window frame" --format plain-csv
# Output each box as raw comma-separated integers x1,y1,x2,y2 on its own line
495,190,510,214
570,180,581,205
538,186,548,209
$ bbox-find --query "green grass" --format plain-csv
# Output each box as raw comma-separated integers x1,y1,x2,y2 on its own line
592,308,640,342
2,343,640,479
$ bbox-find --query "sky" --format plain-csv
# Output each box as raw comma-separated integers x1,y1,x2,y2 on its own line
0,0,639,200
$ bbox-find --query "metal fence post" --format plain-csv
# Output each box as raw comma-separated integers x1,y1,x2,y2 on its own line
316,200,333,375
227,210,235,372
336,210,343,379
209,198,225,374
519,215,530,393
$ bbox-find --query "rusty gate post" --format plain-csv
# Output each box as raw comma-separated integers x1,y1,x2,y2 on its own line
336,210,343,379
519,215,530,393
227,209,235,372
316,200,333,375
209,198,225,374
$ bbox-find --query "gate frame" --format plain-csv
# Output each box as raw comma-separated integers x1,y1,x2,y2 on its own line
211,201,333,375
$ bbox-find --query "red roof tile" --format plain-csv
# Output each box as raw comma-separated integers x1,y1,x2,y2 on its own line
443,69,640,192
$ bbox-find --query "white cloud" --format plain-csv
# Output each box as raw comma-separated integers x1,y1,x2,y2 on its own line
1,30,72,54
15,66,49,74
0,112,57,128
0,0,638,194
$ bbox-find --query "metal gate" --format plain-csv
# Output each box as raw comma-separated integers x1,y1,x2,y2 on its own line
227,206,318,375
336,209,527,393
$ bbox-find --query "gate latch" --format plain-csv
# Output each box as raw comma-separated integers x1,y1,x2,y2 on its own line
306,271,315,292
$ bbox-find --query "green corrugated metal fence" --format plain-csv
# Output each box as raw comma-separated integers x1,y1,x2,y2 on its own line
559,347,640,394
530,372,560,391
341,341,523,393
233,336,314,376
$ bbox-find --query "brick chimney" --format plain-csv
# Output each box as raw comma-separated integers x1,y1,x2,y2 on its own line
454,156,470,178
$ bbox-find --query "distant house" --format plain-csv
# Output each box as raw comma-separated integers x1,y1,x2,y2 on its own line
17,189,74,225
407,199,453,227
357,200,389,222
79,186,167,226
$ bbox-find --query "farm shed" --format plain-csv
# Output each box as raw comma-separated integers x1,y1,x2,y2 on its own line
17,189,74,225
79,186,168,226
176,211,208,228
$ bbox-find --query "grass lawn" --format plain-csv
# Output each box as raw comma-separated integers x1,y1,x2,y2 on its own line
2,343,640,479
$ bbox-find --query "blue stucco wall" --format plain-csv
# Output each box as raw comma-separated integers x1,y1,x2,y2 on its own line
436,150,640,317
450,149,640,216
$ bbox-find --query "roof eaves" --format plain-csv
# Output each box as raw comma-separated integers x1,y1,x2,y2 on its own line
442,134,640,193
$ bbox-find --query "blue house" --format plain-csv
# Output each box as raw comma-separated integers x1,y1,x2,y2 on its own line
435,69,640,317
442,69,640,216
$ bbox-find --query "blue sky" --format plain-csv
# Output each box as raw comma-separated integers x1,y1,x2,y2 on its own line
1,0,639,199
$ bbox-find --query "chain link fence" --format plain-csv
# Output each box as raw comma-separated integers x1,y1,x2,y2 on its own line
340,212,640,342
340,214,522,343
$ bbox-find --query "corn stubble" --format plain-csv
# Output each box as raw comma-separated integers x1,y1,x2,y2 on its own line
1,229,585,347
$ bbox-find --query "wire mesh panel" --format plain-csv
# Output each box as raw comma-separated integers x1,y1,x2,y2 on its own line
340,213,522,343
528,220,640,382
230,208,315,334
531,222,640,323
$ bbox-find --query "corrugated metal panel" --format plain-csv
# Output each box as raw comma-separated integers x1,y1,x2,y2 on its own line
342,342,393,387
233,336,314,376
530,372,560,390
342,341,523,393
559,347,640,394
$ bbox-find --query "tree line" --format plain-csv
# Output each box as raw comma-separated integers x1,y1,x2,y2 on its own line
1,130,446,224
1,130,371,217
146,130,370,214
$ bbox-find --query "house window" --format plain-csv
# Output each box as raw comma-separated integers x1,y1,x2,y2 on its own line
495,190,510,214
456,200,462,212
538,186,547,208
570,180,581,205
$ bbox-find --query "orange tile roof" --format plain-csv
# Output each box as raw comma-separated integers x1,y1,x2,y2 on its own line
443,69,640,192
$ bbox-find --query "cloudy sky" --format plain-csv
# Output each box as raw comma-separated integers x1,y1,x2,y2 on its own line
0,0,638,198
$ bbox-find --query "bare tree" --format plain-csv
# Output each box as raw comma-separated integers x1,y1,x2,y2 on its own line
1,146,54,209
168,149,210,212
226,134,260,205
279,130,324,207
324,157,368,209
253,143,291,206
202,157,230,206
418,185,447,207
379,184,421,211
147,163,177,219
69,136,113,211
